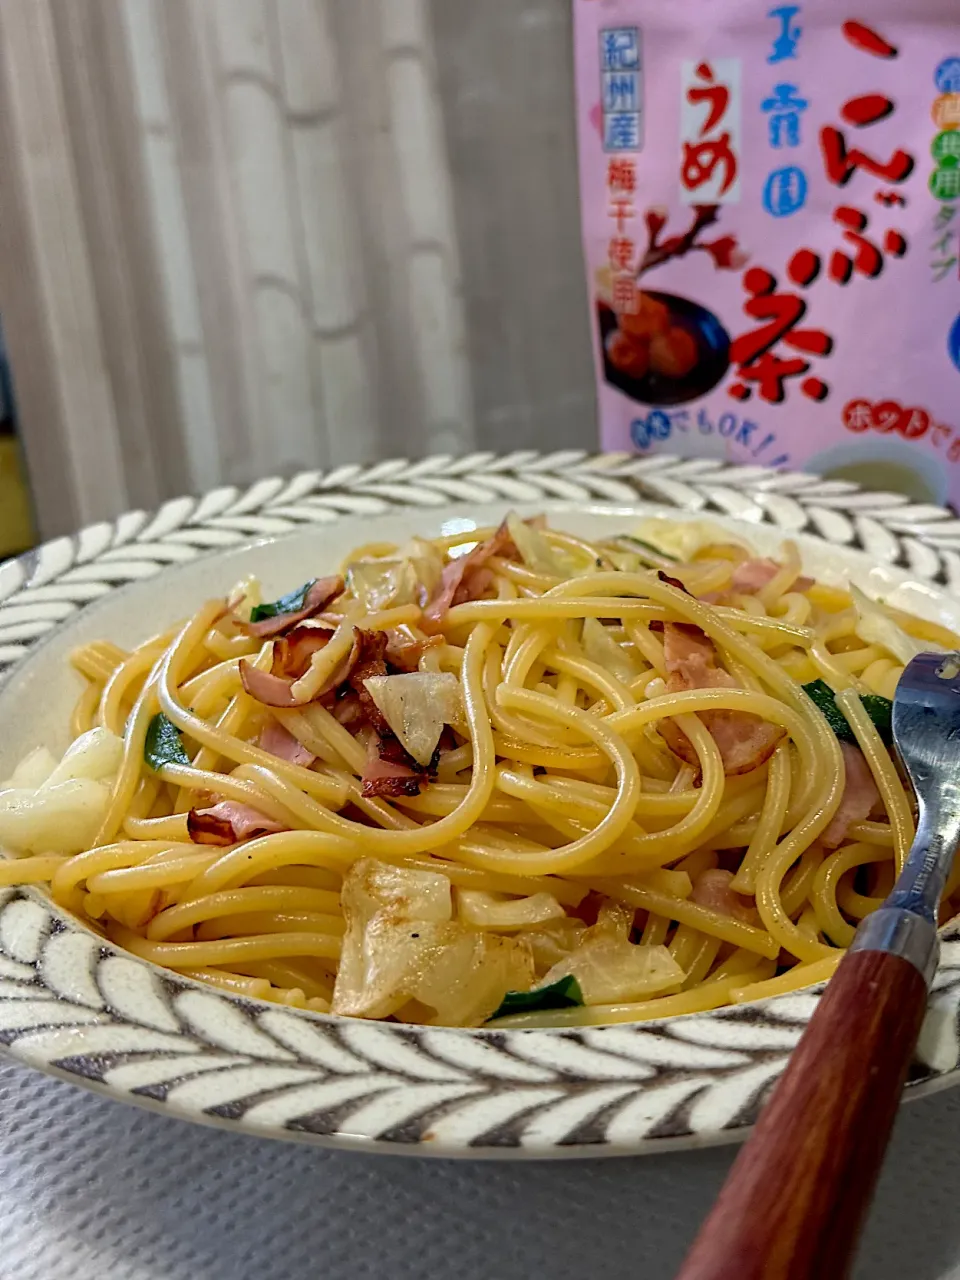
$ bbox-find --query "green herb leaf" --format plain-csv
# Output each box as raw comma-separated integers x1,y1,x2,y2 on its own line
801,680,893,747
250,580,316,624
859,694,893,747
144,714,190,771
488,975,583,1022
802,679,853,742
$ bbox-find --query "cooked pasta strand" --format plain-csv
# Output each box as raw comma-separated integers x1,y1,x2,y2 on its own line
0,517,929,1030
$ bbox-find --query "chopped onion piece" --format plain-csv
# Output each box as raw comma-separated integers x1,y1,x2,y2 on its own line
346,558,419,614
0,778,111,855
362,672,461,766
409,930,534,1026
2,746,58,791
581,617,639,684
506,512,565,576
332,861,453,1019
44,727,124,786
633,518,736,562
397,537,445,599
542,938,682,1006
603,548,643,573
457,889,565,931
349,860,453,926
332,859,533,1025
518,918,588,974
0,727,125,855
539,901,683,1004
850,583,943,666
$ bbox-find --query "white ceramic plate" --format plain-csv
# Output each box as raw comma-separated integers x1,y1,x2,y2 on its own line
3,452,960,1159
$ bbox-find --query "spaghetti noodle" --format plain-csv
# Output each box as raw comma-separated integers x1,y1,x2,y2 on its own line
0,514,949,1028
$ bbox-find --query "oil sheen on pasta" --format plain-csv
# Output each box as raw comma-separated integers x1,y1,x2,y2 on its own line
0,515,952,1029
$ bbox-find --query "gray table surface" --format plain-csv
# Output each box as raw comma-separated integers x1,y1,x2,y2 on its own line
1,1057,958,1280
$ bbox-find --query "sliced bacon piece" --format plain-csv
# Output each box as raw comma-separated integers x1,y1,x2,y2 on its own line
359,734,422,799
239,660,298,708
657,622,785,776
355,718,453,799
383,628,444,672
361,774,423,799
362,753,420,783
272,622,333,680
421,519,518,631
649,619,704,635
690,868,756,924
332,691,365,729
821,742,882,849
240,627,363,709
730,558,814,595
458,564,495,604
187,801,286,846
648,570,704,633
658,569,693,595
240,575,344,639
346,629,391,733
375,724,454,776
663,621,723,685
258,718,315,768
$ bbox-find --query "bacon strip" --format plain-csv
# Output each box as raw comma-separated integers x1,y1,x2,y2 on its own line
272,622,333,680
258,718,314,768
657,622,785,776
356,721,456,799
332,691,365,729
690,869,756,924
658,569,692,595
384,628,444,672
239,661,300,708
663,622,721,685
241,575,344,639
421,520,518,631
361,774,423,799
359,733,422,798
187,801,286,846
347,629,391,732
240,626,364,709
648,571,704,633
730,558,814,595
821,742,881,849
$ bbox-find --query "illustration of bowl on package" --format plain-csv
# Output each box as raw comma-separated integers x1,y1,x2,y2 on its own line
597,205,742,407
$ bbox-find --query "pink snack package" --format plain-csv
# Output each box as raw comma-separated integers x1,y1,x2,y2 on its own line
574,0,960,504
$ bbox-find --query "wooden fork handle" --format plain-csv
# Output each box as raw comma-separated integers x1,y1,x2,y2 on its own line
675,940,932,1280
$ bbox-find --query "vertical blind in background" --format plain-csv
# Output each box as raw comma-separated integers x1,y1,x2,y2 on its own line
0,0,595,539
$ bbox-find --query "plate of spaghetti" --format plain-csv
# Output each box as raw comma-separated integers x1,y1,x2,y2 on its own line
3,454,960,1156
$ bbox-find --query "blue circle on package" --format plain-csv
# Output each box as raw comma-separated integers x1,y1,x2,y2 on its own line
631,410,672,450
949,312,960,372
762,166,808,218
936,57,960,93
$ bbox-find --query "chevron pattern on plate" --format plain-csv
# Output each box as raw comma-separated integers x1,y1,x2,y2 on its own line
2,452,960,668
2,452,960,1155
2,886,958,1152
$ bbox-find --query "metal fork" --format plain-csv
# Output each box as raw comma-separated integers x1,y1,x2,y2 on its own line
676,651,960,1280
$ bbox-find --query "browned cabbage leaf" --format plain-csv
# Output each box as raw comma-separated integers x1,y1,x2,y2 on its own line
540,903,683,1005
332,860,534,1026
361,672,461,766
